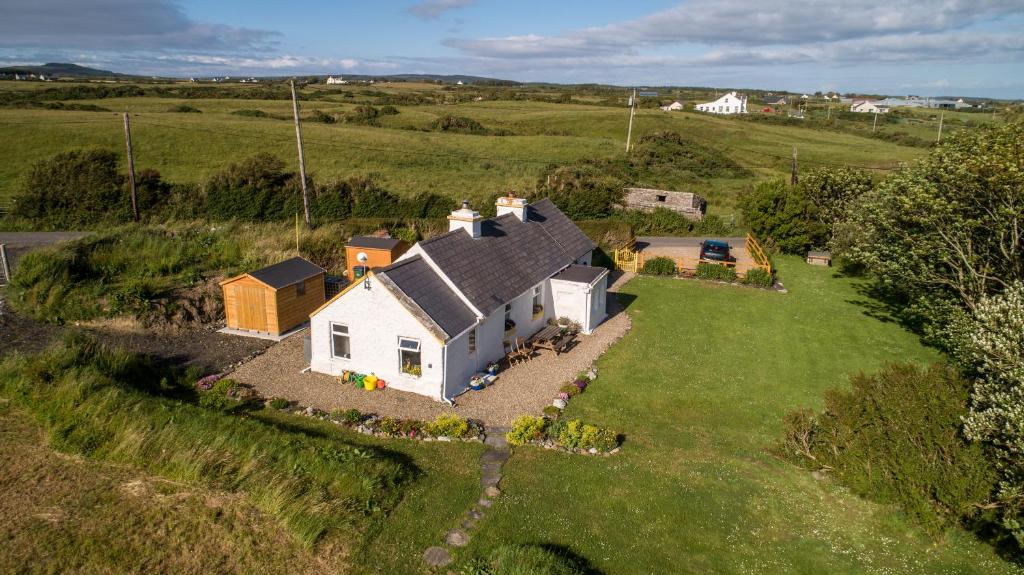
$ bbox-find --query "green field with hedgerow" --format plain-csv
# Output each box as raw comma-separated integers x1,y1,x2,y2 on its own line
0,80,944,215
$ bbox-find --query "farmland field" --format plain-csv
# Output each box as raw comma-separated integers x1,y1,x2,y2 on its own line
0,80,939,216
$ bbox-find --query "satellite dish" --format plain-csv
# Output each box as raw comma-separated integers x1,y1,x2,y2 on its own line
356,252,369,263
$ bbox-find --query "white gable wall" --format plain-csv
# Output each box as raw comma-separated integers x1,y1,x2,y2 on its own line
550,273,608,335
310,275,445,399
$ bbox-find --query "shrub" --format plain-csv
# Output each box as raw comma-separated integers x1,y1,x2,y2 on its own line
580,425,619,452
167,104,201,113
268,397,289,410
742,267,773,287
379,105,399,115
345,105,379,125
556,419,585,450
737,179,827,254
398,419,422,437
779,363,998,538
642,256,677,276
198,378,241,411
425,413,471,438
507,416,547,446
431,115,488,134
342,408,363,425
559,383,582,397
542,405,561,418
695,262,737,282
310,109,336,124
378,416,401,435
12,148,127,227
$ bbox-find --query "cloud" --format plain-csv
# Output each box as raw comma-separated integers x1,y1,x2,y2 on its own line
443,0,1024,63
0,0,279,52
409,0,475,20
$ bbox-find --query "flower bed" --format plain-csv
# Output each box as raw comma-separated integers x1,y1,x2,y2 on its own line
506,367,622,455
284,405,484,443
506,414,620,455
195,374,485,442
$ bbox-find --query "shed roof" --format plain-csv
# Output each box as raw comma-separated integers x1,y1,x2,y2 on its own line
416,198,594,315
378,255,476,339
347,236,404,250
247,257,325,289
551,265,608,285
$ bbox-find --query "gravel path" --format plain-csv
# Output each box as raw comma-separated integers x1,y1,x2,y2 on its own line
229,272,635,427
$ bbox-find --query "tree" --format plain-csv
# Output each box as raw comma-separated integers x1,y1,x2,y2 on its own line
841,122,1024,312
958,283,1024,538
737,179,827,254
799,166,873,239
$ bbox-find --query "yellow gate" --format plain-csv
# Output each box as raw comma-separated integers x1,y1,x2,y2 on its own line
613,246,640,273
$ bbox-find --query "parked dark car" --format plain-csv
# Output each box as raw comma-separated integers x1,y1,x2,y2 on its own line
699,240,733,262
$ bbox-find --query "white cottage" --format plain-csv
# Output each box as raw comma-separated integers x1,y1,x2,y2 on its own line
850,100,889,114
309,196,608,401
660,101,684,111
695,92,747,115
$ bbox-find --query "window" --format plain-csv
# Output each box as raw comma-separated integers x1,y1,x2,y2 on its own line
296,280,306,296
532,285,544,318
468,329,477,354
331,323,350,359
504,303,512,323
656,194,667,202
398,337,421,377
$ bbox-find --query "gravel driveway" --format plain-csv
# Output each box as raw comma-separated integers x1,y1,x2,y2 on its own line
228,272,635,427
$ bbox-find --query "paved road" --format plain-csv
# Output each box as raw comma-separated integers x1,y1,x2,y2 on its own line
0,231,90,248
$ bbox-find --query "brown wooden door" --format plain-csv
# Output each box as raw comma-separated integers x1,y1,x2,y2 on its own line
237,285,268,332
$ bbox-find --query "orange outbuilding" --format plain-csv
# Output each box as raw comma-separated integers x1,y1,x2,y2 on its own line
345,236,409,279
219,257,326,336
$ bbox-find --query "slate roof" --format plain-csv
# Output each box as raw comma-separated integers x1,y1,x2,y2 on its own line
348,236,403,250
552,264,607,285
378,255,476,339
416,198,595,315
248,257,325,289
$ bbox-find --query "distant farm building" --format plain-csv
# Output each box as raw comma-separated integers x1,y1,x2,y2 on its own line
220,257,327,337
695,92,747,114
765,97,788,106
325,76,347,85
622,188,707,221
850,100,890,114
660,101,684,111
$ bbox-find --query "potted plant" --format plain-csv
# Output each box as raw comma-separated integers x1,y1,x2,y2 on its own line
487,362,499,375
504,318,516,337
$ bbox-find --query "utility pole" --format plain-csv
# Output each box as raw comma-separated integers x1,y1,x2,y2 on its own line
936,111,944,143
625,89,636,153
872,111,878,132
290,79,312,227
122,112,139,222
826,105,831,120
790,146,798,186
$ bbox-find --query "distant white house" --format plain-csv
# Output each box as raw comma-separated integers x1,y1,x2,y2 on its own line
456,80,464,85
660,101,684,111
695,92,747,115
850,100,889,114
325,76,347,85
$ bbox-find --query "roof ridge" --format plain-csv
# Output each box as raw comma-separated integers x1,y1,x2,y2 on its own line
378,253,421,273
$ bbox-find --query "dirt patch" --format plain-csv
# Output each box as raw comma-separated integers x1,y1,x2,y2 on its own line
1,298,269,373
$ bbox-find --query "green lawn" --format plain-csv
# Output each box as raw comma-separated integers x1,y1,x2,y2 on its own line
458,258,1014,574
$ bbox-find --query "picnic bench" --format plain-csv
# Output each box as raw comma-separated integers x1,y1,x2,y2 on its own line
528,325,574,356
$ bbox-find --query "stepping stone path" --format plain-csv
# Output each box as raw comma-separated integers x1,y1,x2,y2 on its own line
423,427,510,568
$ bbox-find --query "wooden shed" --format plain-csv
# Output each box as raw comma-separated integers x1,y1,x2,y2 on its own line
806,251,832,266
220,257,326,336
345,236,409,280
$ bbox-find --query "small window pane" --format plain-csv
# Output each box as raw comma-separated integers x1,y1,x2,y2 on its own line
399,337,419,351
331,323,350,359
468,329,477,353
296,280,306,296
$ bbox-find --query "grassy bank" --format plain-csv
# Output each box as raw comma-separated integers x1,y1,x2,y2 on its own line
459,258,1014,573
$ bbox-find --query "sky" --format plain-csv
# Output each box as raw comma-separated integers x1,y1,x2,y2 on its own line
0,0,1022,98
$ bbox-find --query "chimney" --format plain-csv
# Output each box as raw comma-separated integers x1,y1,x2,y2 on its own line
448,199,482,238
495,193,528,222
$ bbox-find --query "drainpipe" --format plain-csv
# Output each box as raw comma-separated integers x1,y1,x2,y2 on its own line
440,340,454,405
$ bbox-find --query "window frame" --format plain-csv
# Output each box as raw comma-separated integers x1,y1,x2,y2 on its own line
330,322,351,359
398,336,422,377
296,279,306,297
468,328,477,354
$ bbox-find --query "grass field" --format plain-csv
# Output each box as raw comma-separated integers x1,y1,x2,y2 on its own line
455,258,1013,574
0,81,934,215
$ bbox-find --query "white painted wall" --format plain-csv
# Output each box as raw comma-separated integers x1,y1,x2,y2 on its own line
310,275,445,399
550,272,609,334
587,275,608,334
695,92,747,115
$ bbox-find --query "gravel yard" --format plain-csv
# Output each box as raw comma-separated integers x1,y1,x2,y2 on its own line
229,272,634,427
